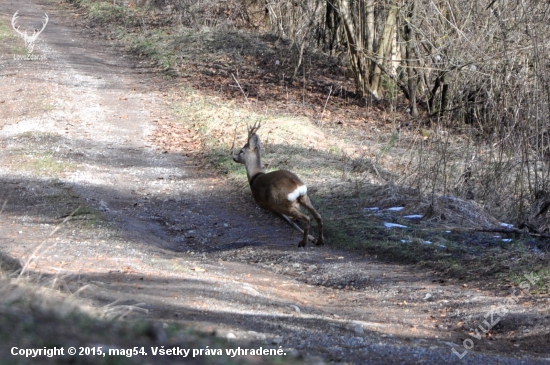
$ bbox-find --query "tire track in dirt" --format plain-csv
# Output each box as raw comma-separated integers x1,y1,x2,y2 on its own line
1,1,549,364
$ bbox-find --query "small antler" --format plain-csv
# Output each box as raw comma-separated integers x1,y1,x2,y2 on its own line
247,121,261,141
230,122,241,155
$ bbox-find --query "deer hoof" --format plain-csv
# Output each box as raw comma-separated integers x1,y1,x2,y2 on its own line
315,238,325,246
298,240,307,248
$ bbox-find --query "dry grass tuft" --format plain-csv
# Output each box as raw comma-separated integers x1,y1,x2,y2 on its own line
420,196,501,229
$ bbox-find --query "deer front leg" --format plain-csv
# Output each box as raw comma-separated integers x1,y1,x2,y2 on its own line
313,214,324,246
299,195,324,245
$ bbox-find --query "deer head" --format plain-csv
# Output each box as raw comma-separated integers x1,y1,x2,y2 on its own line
232,122,324,247
12,11,49,54
233,122,263,179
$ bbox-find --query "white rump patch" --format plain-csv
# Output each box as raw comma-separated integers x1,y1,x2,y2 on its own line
287,185,307,202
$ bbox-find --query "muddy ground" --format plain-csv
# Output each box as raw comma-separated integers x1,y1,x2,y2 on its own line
1,0,549,364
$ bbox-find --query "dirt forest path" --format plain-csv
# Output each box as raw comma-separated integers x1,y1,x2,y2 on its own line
0,1,548,364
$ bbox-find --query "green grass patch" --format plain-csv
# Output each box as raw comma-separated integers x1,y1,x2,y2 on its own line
67,204,108,229
509,268,550,294
68,0,133,25
18,152,77,177
0,17,24,54
0,18,14,40
320,192,550,288
9,133,78,177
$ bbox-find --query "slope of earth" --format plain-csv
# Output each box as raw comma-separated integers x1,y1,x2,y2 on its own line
0,0,549,364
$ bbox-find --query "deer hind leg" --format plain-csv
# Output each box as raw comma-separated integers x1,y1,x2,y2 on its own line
298,195,324,245
284,208,311,247
278,213,316,242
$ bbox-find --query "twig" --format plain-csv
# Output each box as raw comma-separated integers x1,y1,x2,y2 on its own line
231,73,248,102
319,85,333,125
475,226,550,239
429,226,550,239
230,122,243,156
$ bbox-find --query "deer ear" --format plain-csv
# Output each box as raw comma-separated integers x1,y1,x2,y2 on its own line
249,134,261,150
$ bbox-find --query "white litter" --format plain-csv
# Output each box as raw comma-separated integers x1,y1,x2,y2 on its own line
403,214,423,219
384,222,408,229
386,207,404,212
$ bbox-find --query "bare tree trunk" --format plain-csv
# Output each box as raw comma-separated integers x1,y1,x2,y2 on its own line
403,1,418,116
325,0,339,53
335,0,367,97
370,5,398,99
365,0,374,56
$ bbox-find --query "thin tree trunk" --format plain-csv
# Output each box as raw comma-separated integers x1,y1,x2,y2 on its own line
370,5,398,99
403,1,419,116
335,0,367,97
365,0,374,56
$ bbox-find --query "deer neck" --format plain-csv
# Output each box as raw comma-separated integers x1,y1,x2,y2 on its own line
245,151,264,184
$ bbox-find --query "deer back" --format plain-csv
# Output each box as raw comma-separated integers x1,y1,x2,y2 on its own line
249,170,307,212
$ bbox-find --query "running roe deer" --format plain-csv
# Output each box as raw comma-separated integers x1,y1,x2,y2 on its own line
232,122,324,247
